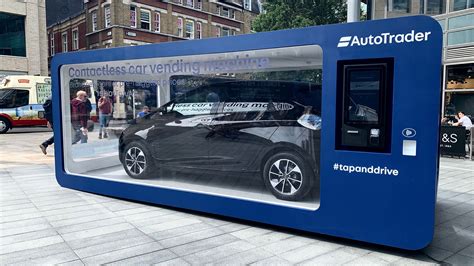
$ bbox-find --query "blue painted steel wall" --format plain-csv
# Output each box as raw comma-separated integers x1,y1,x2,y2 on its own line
51,16,442,250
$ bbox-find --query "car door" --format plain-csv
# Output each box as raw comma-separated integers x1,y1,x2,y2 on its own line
207,82,280,172
147,86,219,170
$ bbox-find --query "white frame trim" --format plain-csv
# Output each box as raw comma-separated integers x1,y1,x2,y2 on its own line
104,4,112,28
50,32,55,56
196,21,202,39
177,17,184,37
154,11,161,33
140,9,152,31
72,28,79,50
185,19,195,39
91,10,98,32
130,6,137,28
61,31,68,52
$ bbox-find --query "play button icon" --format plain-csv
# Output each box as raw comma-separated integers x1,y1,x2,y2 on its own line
402,128,416,138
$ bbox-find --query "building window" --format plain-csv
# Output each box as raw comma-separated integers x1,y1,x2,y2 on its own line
0,12,25,56
444,63,474,117
425,0,445,14
215,26,220,37
177,0,183,4
140,9,151,30
450,0,474,11
244,0,251,10
104,5,111,28
196,22,202,39
72,29,79,50
448,13,474,30
177,17,183,37
92,11,98,31
50,33,55,56
186,0,193,7
154,12,161,32
391,0,410,12
195,0,202,9
222,7,230,17
130,6,137,28
222,27,230,37
447,29,474,45
185,20,194,39
62,32,68,52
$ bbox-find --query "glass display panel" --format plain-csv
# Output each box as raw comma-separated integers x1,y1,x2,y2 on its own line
60,45,323,209
346,69,381,123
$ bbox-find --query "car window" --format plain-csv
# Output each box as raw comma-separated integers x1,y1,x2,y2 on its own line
0,89,29,108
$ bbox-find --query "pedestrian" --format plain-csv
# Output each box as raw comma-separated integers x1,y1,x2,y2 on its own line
452,111,473,130
98,92,112,139
39,96,54,155
137,106,150,118
71,90,89,144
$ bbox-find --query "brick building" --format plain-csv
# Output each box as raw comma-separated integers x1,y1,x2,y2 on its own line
47,0,261,64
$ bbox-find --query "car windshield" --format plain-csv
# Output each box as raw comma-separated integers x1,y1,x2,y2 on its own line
0,89,16,99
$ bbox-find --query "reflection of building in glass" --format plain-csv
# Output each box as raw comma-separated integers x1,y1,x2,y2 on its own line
97,80,158,120
0,0,48,78
369,0,474,119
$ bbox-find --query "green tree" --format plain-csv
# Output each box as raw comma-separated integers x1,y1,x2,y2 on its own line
253,0,347,32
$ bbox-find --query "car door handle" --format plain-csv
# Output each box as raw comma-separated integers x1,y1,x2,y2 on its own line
347,130,359,134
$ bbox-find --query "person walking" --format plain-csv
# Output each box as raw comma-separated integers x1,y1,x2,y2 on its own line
98,93,112,139
39,96,54,155
71,90,89,144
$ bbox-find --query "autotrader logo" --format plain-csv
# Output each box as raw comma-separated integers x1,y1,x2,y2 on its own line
337,36,352,47
337,30,431,48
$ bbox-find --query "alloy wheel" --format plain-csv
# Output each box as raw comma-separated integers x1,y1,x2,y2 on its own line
268,159,303,195
125,146,147,175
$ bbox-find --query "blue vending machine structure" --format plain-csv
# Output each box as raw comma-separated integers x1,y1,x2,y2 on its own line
52,16,442,250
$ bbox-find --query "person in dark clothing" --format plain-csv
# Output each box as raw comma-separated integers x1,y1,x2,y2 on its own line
39,96,54,155
71,90,89,144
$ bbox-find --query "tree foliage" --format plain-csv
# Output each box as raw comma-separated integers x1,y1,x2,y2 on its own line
253,0,347,32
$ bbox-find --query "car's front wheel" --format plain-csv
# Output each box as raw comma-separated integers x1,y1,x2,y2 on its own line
0,117,11,134
263,152,313,201
122,141,155,179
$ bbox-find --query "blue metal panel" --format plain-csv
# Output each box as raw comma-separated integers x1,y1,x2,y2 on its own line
51,16,442,250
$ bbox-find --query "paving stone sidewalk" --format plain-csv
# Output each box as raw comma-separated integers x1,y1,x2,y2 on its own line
1,129,473,265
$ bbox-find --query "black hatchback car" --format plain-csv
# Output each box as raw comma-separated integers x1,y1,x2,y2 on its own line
119,79,321,201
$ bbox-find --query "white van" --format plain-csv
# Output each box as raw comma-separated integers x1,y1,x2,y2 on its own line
0,76,52,133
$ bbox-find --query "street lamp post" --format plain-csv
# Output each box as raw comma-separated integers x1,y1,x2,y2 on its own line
347,0,361,22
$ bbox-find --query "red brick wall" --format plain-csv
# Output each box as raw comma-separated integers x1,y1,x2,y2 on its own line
78,22,87,49
172,5,208,20
125,28,169,43
135,0,167,9
211,16,240,28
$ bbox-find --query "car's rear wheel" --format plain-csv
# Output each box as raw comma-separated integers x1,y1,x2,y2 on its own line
123,141,155,179
0,117,10,134
263,152,313,201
